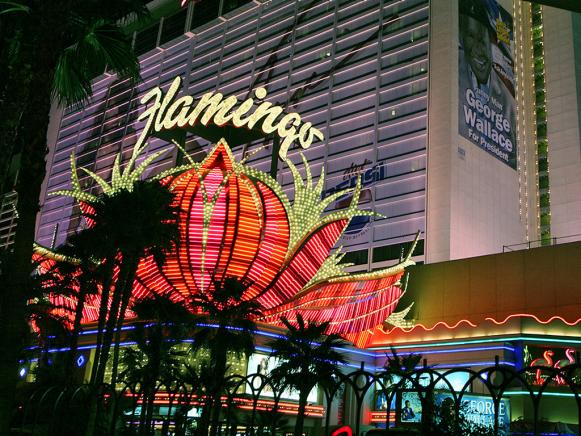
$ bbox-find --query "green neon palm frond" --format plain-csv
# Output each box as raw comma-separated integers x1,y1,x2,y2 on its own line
49,141,174,204
79,167,111,193
121,141,147,180
110,154,122,187
285,154,380,256
385,302,415,328
50,152,100,203
131,149,170,181
304,247,351,288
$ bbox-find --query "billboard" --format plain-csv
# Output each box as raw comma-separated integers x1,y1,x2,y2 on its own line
458,0,516,169
401,392,422,423
436,393,511,436
393,392,510,434
325,160,387,244
246,353,318,403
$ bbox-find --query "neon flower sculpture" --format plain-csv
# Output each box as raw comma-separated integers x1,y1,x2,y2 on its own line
44,139,417,336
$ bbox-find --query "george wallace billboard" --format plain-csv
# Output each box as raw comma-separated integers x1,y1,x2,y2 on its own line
458,0,517,169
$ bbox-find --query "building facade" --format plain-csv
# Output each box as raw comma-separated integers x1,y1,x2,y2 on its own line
37,0,581,264
39,0,431,270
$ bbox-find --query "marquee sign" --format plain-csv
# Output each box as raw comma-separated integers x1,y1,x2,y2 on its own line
37,74,418,338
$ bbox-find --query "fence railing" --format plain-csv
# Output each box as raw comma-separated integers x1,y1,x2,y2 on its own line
12,359,581,435
503,234,581,252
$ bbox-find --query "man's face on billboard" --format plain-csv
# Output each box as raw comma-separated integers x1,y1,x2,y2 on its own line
461,15,492,85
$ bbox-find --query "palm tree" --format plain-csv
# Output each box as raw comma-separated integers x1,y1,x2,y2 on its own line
267,314,347,436
40,231,104,379
382,346,422,387
86,179,180,386
0,1,147,429
119,293,192,435
26,299,71,386
190,277,262,436
20,255,75,386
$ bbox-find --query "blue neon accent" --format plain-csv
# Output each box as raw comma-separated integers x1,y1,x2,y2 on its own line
385,345,515,356
253,345,382,371
504,391,577,398
76,355,86,368
369,335,581,350
432,361,516,369
76,323,376,358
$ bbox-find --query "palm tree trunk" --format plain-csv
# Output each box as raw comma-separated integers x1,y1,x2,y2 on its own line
138,386,148,434
90,255,115,384
95,259,130,384
0,26,30,197
96,252,141,385
85,258,117,436
110,256,139,385
209,339,228,436
144,383,158,435
294,391,309,436
0,3,69,432
67,281,88,379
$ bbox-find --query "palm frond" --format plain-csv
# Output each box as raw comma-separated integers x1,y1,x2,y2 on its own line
284,154,380,259
0,1,29,15
53,18,139,106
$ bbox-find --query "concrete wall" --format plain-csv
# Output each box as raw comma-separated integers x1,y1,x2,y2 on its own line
407,241,581,330
542,7,581,242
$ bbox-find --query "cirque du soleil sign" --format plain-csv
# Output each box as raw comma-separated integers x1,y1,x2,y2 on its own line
136,76,324,160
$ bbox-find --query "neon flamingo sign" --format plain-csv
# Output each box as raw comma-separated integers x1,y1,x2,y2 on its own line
528,347,576,386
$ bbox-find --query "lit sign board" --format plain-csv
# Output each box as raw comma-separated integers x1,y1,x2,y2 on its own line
398,392,510,434
436,393,510,435
524,345,577,386
246,353,318,403
136,76,324,161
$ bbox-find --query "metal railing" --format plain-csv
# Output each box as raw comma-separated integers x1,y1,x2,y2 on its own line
12,358,581,435
503,234,581,252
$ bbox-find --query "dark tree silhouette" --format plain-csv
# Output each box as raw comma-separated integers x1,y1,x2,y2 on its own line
267,314,347,436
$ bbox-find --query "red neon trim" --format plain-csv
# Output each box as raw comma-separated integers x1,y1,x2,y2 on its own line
378,314,581,335
369,411,397,423
380,319,478,334
485,314,581,327
332,426,353,436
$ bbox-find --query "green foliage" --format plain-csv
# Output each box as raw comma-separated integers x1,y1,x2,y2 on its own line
382,346,422,387
191,277,262,362
84,179,180,262
189,277,263,435
429,398,496,436
268,314,347,391
0,1,29,15
119,293,192,434
267,314,347,436
18,254,75,386
0,1,149,431
53,18,139,105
